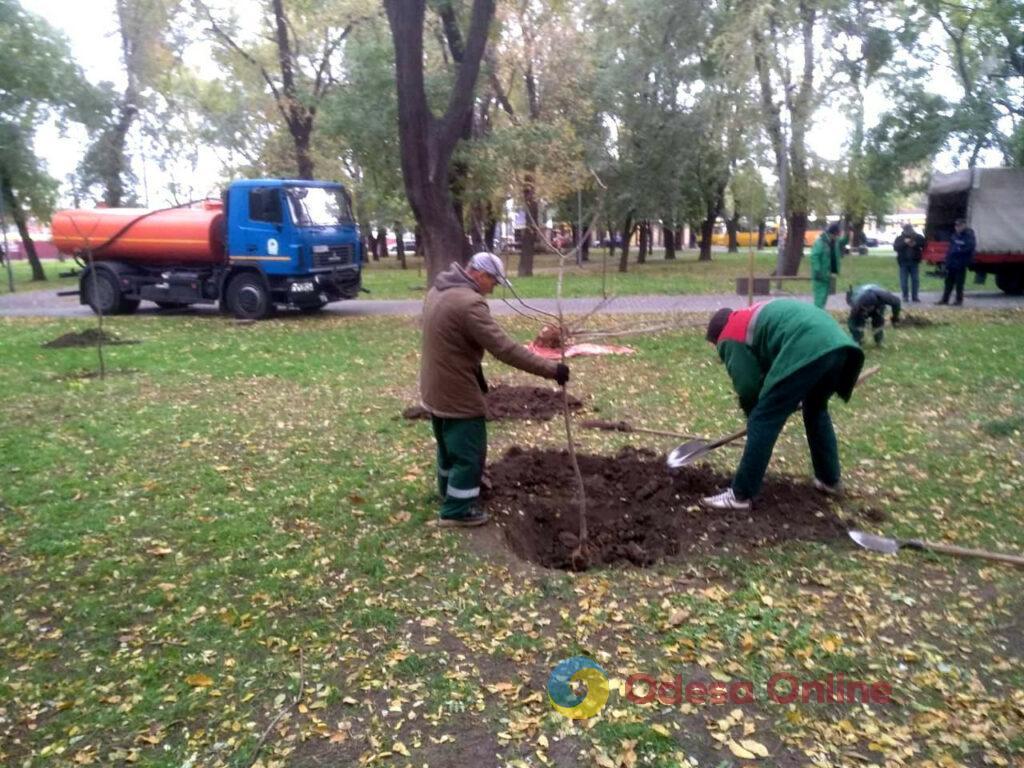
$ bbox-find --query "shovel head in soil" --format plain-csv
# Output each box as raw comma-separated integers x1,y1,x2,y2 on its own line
849,530,1024,567
666,440,713,469
666,428,748,469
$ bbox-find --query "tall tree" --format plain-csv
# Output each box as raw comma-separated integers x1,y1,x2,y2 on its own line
196,0,370,180
384,0,495,282
732,0,847,274
0,0,95,280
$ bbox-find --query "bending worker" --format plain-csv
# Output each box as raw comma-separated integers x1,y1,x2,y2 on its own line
846,283,901,346
701,299,864,511
810,223,845,309
420,252,569,528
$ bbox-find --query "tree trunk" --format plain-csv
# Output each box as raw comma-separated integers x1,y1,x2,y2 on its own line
384,0,494,284
726,213,740,253
851,216,865,249
360,219,375,262
698,216,715,262
468,201,486,251
637,220,648,264
688,226,697,248
376,226,389,259
663,221,676,260
395,222,407,269
781,212,808,275
518,175,539,277
484,202,497,250
617,213,633,273
293,126,315,180
1,180,45,281
757,221,767,249
581,228,590,262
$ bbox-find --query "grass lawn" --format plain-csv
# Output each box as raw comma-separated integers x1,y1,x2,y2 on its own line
3,249,988,306
0,260,79,293
359,248,979,301
1,307,1023,767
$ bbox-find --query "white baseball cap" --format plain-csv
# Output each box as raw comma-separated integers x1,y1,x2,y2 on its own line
467,251,511,287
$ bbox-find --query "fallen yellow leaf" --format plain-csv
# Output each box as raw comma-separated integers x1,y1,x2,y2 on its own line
728,740,757,760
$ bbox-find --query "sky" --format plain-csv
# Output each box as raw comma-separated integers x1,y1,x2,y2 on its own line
23,0,984,212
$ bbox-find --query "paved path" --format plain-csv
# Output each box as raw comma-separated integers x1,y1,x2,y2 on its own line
0,286,1021,319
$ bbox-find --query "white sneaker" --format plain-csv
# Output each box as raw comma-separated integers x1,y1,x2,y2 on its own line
700,488,751,511
812,478,844,497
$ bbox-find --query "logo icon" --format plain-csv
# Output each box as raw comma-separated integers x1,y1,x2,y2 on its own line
547,656,610,719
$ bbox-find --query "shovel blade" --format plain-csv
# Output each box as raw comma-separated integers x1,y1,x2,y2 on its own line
666,440,709,469
848,529,902,555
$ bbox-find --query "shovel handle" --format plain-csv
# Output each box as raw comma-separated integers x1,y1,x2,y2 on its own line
917,540,1024,567
706,427,749,451
858,364,881,384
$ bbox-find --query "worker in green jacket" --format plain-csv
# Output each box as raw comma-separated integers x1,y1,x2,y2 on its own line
700,299,865,510
810,223,845,308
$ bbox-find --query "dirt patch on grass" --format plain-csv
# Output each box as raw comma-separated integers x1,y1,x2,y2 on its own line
897,314,946,328
402,384,582,422
42,328,139,348
485,447,853,570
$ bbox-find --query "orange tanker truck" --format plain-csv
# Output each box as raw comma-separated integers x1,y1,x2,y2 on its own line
51,179,362,319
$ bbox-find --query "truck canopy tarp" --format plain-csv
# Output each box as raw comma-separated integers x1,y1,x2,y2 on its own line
927,169,973,196
929,168,1024,254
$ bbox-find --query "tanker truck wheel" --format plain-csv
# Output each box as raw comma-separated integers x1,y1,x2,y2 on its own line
83,270,139,315
226,273,271,320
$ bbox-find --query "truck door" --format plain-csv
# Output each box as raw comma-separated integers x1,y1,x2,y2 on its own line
233,187,288,262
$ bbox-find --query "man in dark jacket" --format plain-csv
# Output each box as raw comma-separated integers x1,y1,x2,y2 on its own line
939,218,976,306
420,252,569,527
846,284,901,346
893,224,925,302
701,299,865,510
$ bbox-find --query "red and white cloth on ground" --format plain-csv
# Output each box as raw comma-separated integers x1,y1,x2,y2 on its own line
526,341,635,360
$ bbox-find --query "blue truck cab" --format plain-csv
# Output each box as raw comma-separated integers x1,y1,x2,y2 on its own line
223,179,363,317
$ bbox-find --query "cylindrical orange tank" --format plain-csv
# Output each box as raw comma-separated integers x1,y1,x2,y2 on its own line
51,200,225,266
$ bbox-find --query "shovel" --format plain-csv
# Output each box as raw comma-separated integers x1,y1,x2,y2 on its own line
666,364,881,469
849,530,1024,568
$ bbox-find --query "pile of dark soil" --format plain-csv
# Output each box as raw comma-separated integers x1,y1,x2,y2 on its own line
898,314,946,328
43,329,139,348
485,446,855,570
402,385,582,422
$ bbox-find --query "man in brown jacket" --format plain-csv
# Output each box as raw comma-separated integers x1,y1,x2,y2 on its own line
421,252,569,527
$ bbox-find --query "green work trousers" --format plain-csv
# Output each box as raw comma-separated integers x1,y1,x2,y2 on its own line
732,348,847,500
431,415,487,519
813,278,831,309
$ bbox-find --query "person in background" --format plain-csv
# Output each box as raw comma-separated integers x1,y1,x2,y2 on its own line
700,299,865,511
893,223,925,302
420,252,569,527
846,284,901,346
939,218,975,306
810,223,842,309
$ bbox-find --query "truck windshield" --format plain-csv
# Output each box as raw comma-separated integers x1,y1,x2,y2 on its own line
284,187,354,227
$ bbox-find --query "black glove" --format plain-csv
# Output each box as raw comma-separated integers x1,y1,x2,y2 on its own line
554,363,570,387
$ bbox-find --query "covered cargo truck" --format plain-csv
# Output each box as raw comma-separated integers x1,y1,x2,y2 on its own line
51,179,362,319
923,168,1024,295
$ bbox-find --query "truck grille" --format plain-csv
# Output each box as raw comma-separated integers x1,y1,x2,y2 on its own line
313,245,354,268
